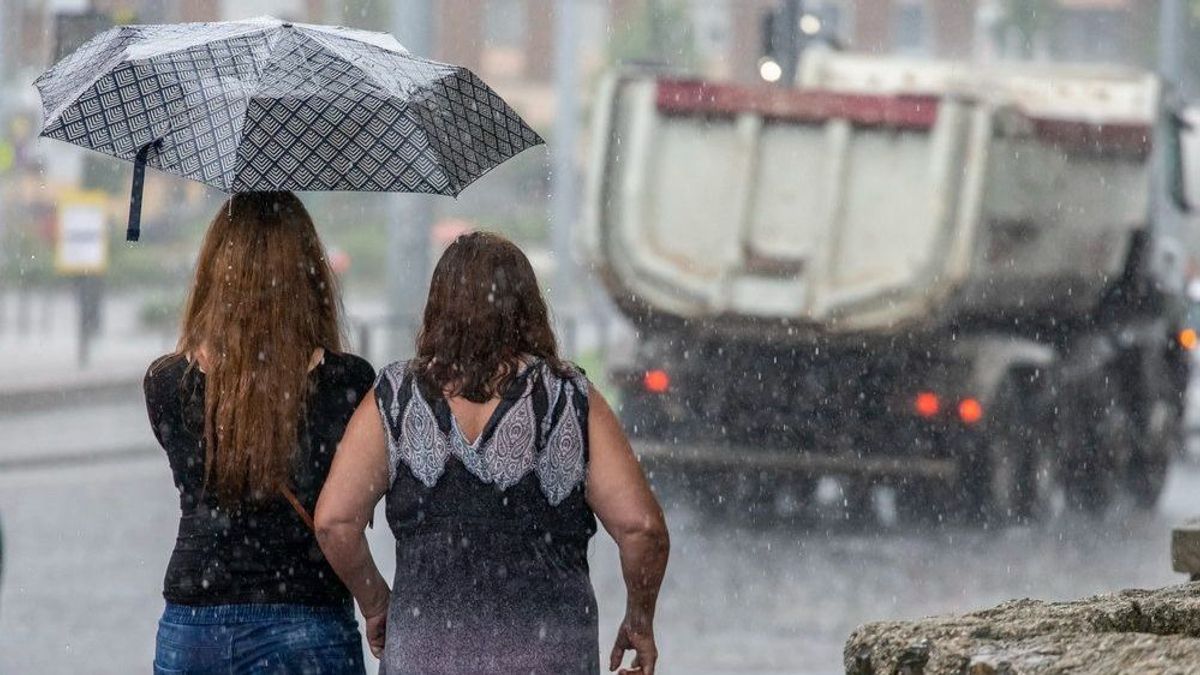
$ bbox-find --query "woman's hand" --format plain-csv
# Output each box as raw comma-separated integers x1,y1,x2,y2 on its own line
609,613,657,675
362,604,388,659
315,390,394,660
587,388,668,675
358,584,390,659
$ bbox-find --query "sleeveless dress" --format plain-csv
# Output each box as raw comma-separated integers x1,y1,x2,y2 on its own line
373,358,599,675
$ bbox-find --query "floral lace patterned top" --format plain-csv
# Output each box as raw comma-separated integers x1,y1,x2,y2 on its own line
373,358,599,675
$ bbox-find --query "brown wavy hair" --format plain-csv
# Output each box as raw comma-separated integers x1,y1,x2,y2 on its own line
178,191,343,506
413,231,568,402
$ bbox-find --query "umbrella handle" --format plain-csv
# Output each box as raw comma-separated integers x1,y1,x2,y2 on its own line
126,139,162,242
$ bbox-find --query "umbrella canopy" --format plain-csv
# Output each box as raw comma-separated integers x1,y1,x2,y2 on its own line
34,16,544,240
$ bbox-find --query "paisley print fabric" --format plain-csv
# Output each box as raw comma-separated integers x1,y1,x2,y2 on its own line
396,387,451,488
375,359,588,505
372,358,600,674
537,382,587,506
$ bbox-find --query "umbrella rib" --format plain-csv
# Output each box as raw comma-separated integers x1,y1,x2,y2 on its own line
34,25,123,87
227,29,295,192
405,68,513,197
38,27,138,132
408,97,463,195
298,23,410,56
411,67,500,196
121,22,277,63
133,26,288,191
293,29,404,97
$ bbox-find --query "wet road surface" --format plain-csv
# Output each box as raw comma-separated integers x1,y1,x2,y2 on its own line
1,422,1197,674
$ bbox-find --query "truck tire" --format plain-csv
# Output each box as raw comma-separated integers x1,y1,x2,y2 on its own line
1062,396,1125,516
841,478,877,528
619,388,701,445
958,375,1052,525
618,389,668,441
692,467,815,526
1124,397,1177,510
894,477,945,527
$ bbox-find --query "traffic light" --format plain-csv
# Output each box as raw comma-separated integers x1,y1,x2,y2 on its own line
761,9,782,61
759,1,801,86
758,2,840,85
759,10,784,82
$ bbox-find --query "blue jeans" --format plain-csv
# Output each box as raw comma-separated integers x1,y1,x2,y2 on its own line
154,602,365,674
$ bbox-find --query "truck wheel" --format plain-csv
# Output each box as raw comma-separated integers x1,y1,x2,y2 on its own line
839,478,877,528
694,468,815,526
894,477,946,527
1010,417,1055,523
1124,398,1177,510
618,390,670,442
1062,399,1125,515
958,375,1051,525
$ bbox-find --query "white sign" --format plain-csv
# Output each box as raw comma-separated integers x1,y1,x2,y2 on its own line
47,0,89,11
56,193,108,275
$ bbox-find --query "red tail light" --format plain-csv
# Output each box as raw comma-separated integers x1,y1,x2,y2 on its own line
643,369,670,394
914,392,940,418
958,398,984,425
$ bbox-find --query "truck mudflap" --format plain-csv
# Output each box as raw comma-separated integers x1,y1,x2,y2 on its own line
633,441,958,480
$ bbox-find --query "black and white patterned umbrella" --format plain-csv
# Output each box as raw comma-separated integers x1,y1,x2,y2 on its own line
34,16,544,240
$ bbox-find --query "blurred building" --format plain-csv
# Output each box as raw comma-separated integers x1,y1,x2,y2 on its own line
2,0,1198,269
844,0,1160,67
5,1,1192,105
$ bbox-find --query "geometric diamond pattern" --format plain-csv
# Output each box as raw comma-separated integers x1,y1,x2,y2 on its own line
35,16,543,196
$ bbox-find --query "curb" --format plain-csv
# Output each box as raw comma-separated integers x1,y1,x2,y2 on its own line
0,444,157,472
0,377,144,415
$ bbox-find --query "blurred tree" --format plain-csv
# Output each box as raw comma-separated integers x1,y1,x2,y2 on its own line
335,0,389,32
608,0,697,70
0,228,54,286
1180,1,1200,99
1004,0,1055,59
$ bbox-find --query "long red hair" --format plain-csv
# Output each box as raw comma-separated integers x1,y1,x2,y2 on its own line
177,191,343,505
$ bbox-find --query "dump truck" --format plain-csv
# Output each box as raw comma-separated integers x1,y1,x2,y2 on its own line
583,53,1197,522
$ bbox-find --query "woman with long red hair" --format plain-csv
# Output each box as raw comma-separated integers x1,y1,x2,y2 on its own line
144,191,374,673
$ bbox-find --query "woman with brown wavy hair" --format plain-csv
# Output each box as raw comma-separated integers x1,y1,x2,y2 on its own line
143,191,374,674
316,231,670,674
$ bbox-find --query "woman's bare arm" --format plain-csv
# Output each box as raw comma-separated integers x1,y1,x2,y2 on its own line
315,390,392,656
586,386,670,675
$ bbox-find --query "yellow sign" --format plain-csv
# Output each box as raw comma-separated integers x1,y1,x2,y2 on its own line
55,190,110,276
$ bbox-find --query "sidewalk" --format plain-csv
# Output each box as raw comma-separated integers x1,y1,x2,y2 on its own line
0,334,166,409
0,400,156,468
0,289,173,412
0,290,391,412
0,291,167,467
0,286,615,411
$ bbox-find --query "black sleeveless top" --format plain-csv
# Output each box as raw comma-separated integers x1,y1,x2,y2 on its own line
143,351,374,607
374,359,599,674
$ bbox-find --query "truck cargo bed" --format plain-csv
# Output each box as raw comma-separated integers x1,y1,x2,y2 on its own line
584,59,1158,336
